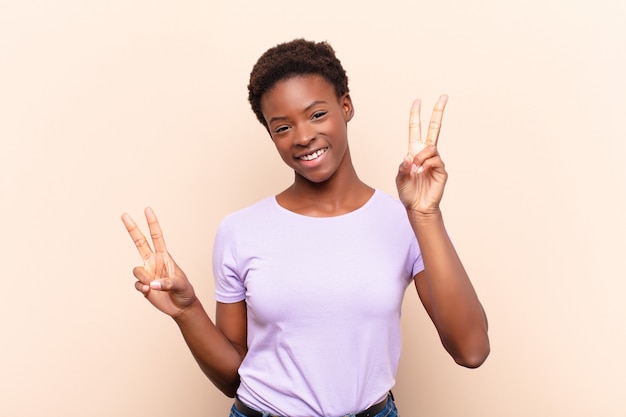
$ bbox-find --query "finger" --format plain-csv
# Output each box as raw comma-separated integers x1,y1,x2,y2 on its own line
408,99,424,157
135,280,150,294
149,278,173,291
144,207,174,278
133,266,151,283
144,207,167,252
122,213,153,261
418,155,445,174
425,94,448,146
413,151,447,179
408,145,438,175
397,155,414,180
411,145,439,166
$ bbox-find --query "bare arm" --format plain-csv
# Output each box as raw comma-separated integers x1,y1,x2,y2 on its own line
396,97,489,367
173,300,246,396
411,213,489,368
122,208,246,396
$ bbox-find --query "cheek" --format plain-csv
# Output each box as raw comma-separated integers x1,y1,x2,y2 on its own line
328,121,348,143
272,140,294,163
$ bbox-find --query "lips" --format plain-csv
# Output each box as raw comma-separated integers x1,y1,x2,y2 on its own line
298,147,328,161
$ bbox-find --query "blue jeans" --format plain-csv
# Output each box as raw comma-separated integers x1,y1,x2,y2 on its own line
228,395,399,417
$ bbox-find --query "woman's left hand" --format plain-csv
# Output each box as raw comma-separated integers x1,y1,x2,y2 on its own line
396,94,449,215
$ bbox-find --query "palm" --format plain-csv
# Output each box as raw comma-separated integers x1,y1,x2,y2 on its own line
141,252,182,316
397,159,446,212
122,208,196,317
396,95,449,214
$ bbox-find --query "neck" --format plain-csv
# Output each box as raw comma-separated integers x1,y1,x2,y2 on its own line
277,154,374,217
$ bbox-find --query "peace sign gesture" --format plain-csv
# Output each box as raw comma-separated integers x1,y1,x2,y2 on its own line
396,94,449,215
122,208,197,317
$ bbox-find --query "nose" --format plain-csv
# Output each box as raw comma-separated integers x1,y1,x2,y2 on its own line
294,123,315,147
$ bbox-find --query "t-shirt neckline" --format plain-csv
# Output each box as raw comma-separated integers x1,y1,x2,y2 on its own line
271,189,380,220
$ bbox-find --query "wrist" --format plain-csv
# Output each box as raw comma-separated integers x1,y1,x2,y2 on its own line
406,207,443,226
172,295,202,324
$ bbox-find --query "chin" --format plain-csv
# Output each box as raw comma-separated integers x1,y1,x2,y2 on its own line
297,172,334,185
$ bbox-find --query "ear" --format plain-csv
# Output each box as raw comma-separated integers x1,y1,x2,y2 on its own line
341,93,354,122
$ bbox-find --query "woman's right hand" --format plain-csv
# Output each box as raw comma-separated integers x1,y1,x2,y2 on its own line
122,208,197,318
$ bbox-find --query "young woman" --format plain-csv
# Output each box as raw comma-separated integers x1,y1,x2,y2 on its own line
122,39,489,417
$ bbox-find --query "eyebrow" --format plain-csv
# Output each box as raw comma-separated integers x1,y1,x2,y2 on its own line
268,100,328,125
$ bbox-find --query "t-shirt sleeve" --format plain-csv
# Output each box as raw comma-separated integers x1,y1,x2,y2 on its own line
410,236,425,278
410,229,456,279
212,217,246,303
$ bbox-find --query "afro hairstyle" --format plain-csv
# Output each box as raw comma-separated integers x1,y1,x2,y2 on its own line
247,39,350,128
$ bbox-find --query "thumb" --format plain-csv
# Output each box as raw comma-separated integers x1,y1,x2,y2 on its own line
397,155,416,182
149,278,174,291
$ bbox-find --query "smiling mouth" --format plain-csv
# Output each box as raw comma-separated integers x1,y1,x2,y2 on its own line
299,148,327,161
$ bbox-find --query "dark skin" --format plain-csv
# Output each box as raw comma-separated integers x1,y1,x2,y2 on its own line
122,74,489,398
263,74,373,216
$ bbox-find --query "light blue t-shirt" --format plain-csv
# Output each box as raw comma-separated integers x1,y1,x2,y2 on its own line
213,190,423,417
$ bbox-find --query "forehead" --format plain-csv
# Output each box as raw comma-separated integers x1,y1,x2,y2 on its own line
261,75,337,116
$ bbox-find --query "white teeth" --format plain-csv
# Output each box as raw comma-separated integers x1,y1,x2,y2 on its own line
300,148,326,161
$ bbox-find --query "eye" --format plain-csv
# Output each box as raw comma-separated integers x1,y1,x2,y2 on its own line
274,125,289,134
311,111,327,120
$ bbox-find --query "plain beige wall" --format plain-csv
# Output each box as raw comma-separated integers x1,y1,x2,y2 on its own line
1,0,624,416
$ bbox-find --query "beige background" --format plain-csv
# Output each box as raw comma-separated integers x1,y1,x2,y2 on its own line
1,0,625,416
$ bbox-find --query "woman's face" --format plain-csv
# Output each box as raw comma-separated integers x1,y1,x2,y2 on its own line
260,75,354,184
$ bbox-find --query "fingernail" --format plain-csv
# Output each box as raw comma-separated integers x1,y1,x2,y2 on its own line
416,166,424,174
150,280,162,290
410,164,418,174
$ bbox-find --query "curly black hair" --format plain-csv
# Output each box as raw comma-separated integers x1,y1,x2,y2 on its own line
247,39,350,128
